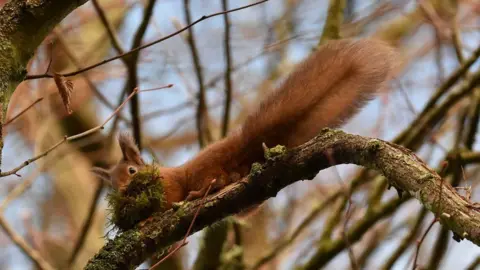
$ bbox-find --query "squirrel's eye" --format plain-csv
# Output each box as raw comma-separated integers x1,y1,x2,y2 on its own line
128,166,137,175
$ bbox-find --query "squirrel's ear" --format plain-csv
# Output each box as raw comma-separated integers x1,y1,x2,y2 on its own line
91,167,112,187
118,133,144,165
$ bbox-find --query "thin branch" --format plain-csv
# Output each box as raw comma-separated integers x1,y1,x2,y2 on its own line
183,0,208,148
251,171,373,269
395,43,480,143
0,215,55,270
107,88,129,147
3,98,44,127
356,223,389,268
464,86,480,150
0,149,77,270
0,163,57,270
381,208,428,270
0,168,43,213
0,84,172,177
325,151,358,270
0,101,4,173
221,0,233,137
45,43,54,75
412,218,438,270
143,100,193,120
68,180,105,266
205,46,280,89
397,66,480,150
343,193,358,270
450,18,464,63
91,0,125,54
299,197,407,270
24,0,269,80
466,255,480,270
125,0,158,150
52,29,130,123
319,0,346,44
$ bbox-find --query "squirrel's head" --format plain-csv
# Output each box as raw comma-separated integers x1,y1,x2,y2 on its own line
91,133,146,191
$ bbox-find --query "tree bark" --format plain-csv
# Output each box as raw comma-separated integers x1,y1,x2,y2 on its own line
0,0,89,111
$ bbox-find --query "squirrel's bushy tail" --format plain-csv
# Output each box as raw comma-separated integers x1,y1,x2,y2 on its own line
240,39,398,151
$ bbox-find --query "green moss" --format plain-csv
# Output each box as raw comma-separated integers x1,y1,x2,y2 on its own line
85,230,146,270
143,213,180,243
264,144,287,160
204,201,215,208
107,165,166,231
174,205,186,217
250,162,263,176
152,244,174,262
367,140,382,152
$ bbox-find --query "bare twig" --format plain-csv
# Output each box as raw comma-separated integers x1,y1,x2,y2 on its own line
343,196,358,270
183,0,209,148
412,218,438,270
221,0,233,137
124,0,158,150
0,215,55,270
24,0,269,80
3,97,44,127
0,85,172,177
326,151,358,270
466,255,480,270
0,169,43,213
68,180,104,266
0,148,83,270
0,164,56,270
106,88,129,146
91,0,125,54
450,18,464,63
52,29,130,122
44,44,54,75
405,43,480,122
251,170,373,270
381,208,428,270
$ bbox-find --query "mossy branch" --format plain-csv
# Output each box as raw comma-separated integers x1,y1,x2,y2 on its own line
0,0,88,109
86,128,480,269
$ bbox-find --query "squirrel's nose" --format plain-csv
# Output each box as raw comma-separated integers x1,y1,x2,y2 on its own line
116,181,128,192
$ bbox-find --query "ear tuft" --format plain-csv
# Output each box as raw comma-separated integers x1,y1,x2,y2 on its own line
118,132,144,165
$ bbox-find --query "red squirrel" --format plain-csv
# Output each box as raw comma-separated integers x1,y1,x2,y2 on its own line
92,38,398,209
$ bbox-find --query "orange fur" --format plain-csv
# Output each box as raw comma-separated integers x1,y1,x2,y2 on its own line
92,38,398,209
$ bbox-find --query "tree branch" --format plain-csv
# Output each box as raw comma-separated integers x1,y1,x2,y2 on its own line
220,0,233,138
123,0,158,150
24,0,269,81
184,0,209,148
0,0,88,110
85,129,480,269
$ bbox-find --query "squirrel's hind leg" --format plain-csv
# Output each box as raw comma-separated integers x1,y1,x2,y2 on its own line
185,184,210,201
185,174,228,201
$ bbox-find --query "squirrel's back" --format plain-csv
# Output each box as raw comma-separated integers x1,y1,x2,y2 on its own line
237,39,398,164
